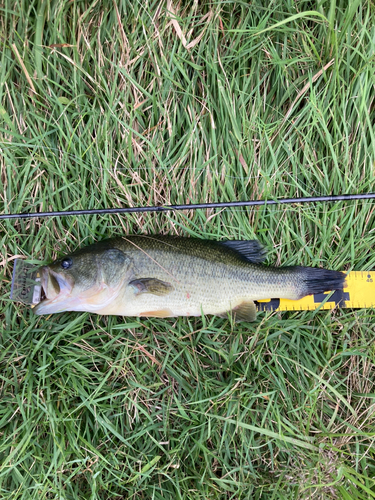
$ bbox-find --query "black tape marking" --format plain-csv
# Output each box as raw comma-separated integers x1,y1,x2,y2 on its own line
313,289,350,307
255,289,350,312
255,299,281,311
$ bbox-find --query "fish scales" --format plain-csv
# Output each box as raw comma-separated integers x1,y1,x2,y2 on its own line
110,237,259,317
111,238,285,313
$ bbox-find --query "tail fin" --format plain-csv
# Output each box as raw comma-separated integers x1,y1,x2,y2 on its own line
294,266,347,299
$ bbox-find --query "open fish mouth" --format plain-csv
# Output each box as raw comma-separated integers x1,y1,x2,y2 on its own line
33,267,74,315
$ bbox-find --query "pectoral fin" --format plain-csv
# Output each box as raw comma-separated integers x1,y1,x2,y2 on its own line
129,278,174,296
219,300,257,322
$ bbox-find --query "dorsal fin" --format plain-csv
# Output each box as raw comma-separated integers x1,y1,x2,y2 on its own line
219,240,267,263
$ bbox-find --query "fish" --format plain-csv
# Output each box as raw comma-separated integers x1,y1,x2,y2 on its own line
33,235,347,321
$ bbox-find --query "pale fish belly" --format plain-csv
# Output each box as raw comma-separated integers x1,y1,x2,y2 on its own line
93,264,303,317
94,274,302,317
94,281,249,317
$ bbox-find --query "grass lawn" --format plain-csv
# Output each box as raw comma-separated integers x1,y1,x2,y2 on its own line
1,0,375,498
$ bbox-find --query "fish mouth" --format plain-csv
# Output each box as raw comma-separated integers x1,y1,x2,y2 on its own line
33,267,74,315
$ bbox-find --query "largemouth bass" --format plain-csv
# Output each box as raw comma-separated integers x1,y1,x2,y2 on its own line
33,235,346,321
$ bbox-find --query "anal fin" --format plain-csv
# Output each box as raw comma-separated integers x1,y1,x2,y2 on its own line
139,309,174,318
219,300,257,322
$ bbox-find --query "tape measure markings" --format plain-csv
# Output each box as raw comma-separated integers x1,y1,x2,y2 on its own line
256,271,375,312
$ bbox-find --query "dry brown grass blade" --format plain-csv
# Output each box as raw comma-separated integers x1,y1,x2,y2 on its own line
271,58,335,142
167,0,188,48
186,10,213,50
11,44,36,94
0,254,26,267
133,342,161,367
113,0,130,64
167,2,213,50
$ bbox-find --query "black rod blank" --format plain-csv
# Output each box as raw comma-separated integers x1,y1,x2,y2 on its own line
1,193,375,220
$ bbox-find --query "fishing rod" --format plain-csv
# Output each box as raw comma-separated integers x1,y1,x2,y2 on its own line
1,193,375,220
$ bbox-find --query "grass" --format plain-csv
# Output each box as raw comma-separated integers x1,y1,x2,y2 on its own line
1,0,375,498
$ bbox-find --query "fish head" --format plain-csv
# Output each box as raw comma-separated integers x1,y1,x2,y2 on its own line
33,244,132,315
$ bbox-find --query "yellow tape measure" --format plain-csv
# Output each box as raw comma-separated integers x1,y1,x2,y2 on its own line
256,271,374,312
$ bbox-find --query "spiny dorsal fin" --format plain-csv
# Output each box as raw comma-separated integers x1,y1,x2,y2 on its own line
129,278,174,296
219,240,267,263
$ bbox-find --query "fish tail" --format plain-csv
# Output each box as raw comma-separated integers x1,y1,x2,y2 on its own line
292,266,347,299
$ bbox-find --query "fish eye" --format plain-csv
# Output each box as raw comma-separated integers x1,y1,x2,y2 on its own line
61,257,73,270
